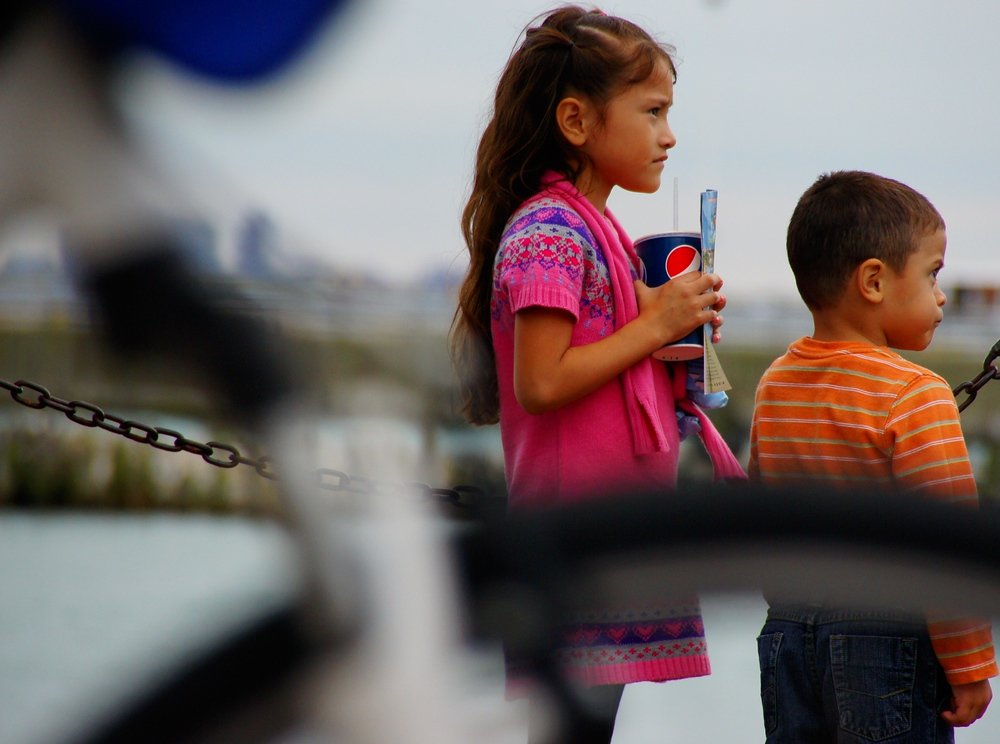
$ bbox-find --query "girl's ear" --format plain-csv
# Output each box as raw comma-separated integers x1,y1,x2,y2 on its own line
555,96,589,147
857,258,886,304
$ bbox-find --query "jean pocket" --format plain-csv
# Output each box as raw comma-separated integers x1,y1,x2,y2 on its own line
830,634,916,741
757,632,783,735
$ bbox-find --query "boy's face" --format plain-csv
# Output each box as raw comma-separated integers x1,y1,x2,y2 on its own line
881,229,947,351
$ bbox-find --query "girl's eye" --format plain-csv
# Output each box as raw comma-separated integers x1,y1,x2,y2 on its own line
649,107,661,116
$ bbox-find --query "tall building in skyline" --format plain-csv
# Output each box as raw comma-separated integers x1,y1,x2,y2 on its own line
235,210,278,279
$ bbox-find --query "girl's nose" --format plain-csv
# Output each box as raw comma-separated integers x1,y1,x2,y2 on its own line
661,123,676,150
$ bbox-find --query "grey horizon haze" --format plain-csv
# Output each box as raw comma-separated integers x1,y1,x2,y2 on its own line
113,0,1000,308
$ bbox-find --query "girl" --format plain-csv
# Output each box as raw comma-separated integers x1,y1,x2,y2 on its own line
451,5,745,743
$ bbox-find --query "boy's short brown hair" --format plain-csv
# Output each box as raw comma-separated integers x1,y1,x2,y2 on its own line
787,170,945,311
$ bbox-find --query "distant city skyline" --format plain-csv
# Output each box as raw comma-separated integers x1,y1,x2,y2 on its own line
2,202,999,361
0,208,336,282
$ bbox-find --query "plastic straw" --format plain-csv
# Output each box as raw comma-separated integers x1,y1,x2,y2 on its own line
673,177,679,231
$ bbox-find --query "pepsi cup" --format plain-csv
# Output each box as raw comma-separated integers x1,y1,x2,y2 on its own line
634,232,705,362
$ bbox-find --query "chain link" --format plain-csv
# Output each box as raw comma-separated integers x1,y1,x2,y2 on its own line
953,339,1000,413
0,377,494,512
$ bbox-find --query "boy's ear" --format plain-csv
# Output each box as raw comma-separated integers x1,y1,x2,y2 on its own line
555,96,589,147
856,258,886,304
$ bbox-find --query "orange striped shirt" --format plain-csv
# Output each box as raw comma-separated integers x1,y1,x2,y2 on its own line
749,337,997,685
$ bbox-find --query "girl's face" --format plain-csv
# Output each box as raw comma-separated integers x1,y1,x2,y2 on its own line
575,57,676,210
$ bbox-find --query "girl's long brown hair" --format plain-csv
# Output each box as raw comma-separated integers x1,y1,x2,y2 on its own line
450,5,676,425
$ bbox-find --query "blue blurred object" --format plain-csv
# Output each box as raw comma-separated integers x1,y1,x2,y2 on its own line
56,0,351,81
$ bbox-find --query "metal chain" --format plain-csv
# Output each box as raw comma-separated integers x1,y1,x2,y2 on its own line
953,339,1000,413
0,377,493,512
14,342,994,507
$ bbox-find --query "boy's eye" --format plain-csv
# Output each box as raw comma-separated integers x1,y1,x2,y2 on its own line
649,107,660,116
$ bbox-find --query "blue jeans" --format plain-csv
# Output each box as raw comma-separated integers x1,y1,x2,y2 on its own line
757,605,954,743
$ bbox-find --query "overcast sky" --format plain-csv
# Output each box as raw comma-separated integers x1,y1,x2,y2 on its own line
116,0,1000,302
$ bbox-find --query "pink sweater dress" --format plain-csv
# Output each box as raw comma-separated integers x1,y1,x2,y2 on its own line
491,189,713,686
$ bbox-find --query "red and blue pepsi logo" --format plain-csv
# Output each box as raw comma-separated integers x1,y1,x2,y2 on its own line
664,244,701,279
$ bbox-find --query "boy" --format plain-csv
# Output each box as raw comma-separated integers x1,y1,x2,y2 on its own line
749,170,997,742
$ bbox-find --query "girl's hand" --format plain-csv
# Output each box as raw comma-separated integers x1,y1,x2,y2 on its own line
709,278,726,344
634,272,723,347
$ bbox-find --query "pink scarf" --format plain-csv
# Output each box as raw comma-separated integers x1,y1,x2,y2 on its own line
540,174,746,481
